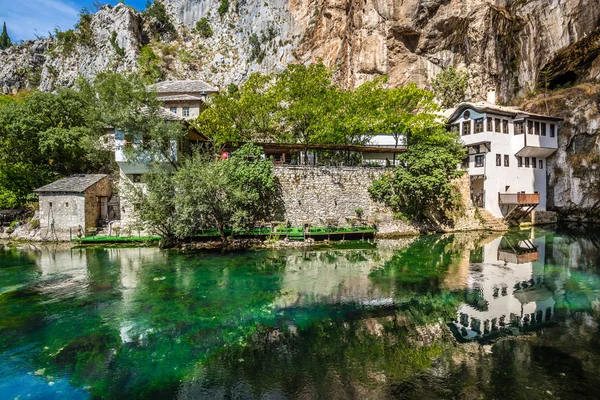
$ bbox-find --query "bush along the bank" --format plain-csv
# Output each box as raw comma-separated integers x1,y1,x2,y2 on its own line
135,143,281,246
369,144,465,225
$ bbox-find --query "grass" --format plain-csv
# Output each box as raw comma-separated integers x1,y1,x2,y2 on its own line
72,226,378,244
73,236,162,244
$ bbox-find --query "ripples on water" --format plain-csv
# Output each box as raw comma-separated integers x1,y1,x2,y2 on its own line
1,227,600,399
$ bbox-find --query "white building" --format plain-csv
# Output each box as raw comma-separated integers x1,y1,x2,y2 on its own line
115,80,216,231
446,95,562,221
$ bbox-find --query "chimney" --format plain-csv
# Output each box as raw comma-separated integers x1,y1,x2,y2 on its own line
487,89,497,105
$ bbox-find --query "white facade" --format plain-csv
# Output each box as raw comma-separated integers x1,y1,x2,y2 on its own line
447,102,561,218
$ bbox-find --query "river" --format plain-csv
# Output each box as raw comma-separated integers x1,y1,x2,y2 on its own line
1,226,599,399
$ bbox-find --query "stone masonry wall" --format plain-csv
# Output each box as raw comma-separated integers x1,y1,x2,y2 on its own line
38,194,86,240
274,166,485,235
274,166,388,226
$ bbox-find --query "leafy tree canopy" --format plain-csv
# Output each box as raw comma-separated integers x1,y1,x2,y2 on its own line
368,144,465,223
136,143,280,244
0,72,178,209
431,66,469,109
195,64,447,149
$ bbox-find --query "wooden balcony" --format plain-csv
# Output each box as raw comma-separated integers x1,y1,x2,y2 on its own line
498,193,540,205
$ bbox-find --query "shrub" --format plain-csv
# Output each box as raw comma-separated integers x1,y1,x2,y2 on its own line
143,0,176,39
110,31,125,57
218,0,229,17
195,18,213,38
138,45,165,83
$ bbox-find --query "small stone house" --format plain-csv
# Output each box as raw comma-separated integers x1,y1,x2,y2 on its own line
35,174,111,239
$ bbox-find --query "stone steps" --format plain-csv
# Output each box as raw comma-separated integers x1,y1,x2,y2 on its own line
477,208,509,231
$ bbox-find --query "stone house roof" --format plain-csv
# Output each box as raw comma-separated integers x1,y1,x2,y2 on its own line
35,174,107,194
151,80,219,94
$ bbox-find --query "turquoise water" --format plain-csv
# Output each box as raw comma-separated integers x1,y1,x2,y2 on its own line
1,227,600,399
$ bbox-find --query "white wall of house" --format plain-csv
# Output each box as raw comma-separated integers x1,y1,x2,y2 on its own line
452,109,558,218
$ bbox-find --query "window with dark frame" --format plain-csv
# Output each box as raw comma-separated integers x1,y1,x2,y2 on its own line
527,120,534,134
131,174,143,183
514,121,525,135
532,157,537,168
495,118,501,133
462,157,469,169
541,122,546,136
124,133,134,149
550,124,555,137
539,159,543,169
504,155,509,167
142,134,151,150
518,156,523,167
183,107,190,117
503,119,509,134
475,118,484,133
475,155,484,167
487,117,493,131
450,124,459,133
496,154,501,166
534,121,540,136
170,107,177,114
525,157,530,167
462,121,471,135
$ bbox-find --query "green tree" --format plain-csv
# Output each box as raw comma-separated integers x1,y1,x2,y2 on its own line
137,143,279,243
0,88,112,208
431,66,469,108
195,73,279,146
0,71,175,210
0,22,11,50
368,144,464,223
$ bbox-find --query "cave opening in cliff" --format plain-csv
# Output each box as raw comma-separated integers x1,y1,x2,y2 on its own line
548,71,578,90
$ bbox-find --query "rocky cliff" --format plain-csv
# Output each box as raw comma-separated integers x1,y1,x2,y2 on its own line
3,0,600,98
521,84,600,221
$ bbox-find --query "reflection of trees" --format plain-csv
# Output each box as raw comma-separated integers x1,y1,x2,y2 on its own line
186,315,449,398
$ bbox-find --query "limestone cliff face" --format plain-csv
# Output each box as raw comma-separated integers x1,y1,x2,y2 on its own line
293,0,600,101
2,0,599,98
521,84,600,221
0,4,142,93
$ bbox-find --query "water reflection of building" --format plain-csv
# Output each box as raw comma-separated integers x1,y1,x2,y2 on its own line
452,232,555,339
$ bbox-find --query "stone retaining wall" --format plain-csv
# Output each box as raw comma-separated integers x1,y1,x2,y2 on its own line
274,166,484,235
273,166,389,226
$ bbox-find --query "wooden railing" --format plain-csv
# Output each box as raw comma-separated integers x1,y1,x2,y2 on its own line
498,193,540,205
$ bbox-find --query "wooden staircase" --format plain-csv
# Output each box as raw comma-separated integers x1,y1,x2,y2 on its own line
477,208,509,231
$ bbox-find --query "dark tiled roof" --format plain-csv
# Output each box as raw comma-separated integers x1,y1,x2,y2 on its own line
445,102,563,122
151,80,219,94
158,94,205,102
35,174,107,193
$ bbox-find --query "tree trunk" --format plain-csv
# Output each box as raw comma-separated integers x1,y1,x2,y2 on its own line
215,218,226,242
